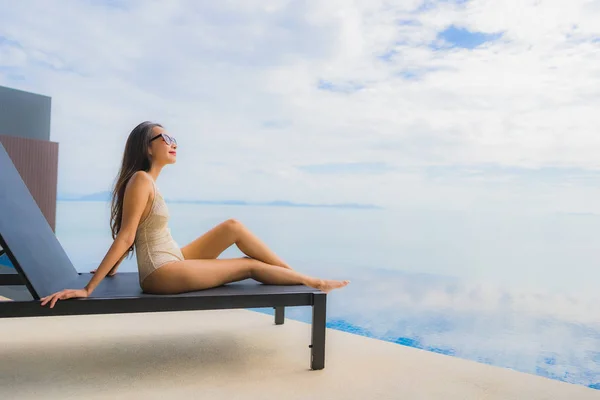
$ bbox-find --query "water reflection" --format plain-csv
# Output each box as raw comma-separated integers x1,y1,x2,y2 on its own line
255,266,600,390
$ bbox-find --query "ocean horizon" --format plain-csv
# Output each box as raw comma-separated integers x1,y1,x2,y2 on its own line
56,191,383,210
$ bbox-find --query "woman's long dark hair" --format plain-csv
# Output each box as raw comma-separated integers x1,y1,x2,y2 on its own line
110,121,162,257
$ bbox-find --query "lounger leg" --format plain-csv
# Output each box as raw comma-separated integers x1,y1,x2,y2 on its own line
310,293,327,370
274,306,285,325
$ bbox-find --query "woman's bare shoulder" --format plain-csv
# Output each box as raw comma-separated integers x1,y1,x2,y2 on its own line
125,171,154,198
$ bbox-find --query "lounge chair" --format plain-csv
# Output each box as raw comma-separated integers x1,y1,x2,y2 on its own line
0,141,327,370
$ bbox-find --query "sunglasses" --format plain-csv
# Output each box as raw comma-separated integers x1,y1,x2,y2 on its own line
150,133,177,146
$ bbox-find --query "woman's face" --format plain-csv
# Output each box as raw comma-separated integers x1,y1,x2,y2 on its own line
148,126,177,165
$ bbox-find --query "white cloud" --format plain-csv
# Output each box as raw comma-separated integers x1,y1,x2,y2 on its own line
1,0,600,211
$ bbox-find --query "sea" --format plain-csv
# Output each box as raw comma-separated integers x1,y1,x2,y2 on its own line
18,200,600,390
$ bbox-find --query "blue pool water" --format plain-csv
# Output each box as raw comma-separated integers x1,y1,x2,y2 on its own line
46,200,600,389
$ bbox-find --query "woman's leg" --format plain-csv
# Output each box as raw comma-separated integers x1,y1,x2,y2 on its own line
181,218,293,269
142,257,349,295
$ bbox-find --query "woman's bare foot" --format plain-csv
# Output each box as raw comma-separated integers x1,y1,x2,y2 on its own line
314,279,350,294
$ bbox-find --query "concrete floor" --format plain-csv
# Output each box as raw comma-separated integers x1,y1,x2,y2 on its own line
1,309,598,400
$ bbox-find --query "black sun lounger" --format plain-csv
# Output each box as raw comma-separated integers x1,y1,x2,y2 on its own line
0,141,327,370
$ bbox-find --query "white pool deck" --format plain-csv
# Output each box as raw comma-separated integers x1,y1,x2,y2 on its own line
1,308,599,400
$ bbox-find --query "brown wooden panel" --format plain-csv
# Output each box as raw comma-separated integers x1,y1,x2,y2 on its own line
0,134,58,231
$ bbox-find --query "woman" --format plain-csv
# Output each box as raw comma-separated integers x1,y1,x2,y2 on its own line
41,121,349,308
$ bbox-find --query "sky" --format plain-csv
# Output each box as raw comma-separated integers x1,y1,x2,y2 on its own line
1,0,600,212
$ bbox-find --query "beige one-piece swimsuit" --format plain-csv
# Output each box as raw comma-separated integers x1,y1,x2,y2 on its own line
134,179,185,285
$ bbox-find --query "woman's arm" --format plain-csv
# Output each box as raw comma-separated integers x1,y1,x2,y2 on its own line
41,172,153,308
82,232,136,295
91,251,127,276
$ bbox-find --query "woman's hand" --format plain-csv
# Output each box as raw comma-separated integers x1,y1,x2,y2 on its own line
40,288,90,308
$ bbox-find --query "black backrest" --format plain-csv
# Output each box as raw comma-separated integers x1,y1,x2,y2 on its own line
0,141,78,298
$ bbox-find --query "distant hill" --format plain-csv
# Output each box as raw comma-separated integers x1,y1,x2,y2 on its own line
58,191,383,210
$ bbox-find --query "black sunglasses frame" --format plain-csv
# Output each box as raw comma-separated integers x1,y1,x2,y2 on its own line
150,133,177,146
